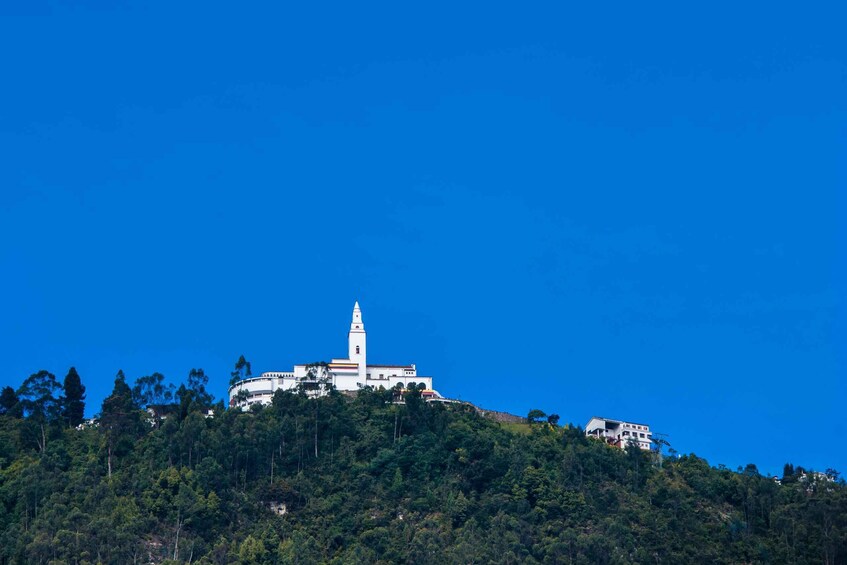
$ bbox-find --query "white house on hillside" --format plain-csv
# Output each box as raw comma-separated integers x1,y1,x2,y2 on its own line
229,302,436,408
585,416,652,450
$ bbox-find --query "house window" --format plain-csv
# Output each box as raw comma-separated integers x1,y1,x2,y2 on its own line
356,346,360,354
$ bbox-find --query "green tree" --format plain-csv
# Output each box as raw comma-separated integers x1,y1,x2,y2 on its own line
234,388,249,406
187,367,214,410
527,409,546,424
0,386,20,417
238,534,266,564
299,361,332,395
17,370,61,451
132,372,175,408
101,370,143,478
17,370,61,421
783,463,796,480
651,435,672,467
229,355,252,387
61,366,86,428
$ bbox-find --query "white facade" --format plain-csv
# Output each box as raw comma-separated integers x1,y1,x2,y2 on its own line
229,302,435,408
585,416,653,451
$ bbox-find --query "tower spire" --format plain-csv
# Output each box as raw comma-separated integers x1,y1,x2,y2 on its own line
351,301,363,329
349,301,366,378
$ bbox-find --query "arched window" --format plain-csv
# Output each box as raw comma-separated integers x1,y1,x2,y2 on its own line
356,345,360,354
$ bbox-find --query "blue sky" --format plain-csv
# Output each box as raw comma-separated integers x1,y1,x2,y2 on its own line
1,1,844,476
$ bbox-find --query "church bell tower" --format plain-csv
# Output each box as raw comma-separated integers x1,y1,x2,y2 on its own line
348,301,367,379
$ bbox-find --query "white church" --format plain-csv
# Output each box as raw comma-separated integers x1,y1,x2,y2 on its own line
228,302,436,408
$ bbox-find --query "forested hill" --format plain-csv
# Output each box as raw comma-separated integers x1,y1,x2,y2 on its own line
1,371,845,564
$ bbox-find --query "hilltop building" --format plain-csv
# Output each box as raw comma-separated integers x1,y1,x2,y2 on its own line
229,302,435,408
585,416,653,450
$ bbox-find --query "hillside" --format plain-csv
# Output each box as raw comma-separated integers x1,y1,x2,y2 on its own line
0,374,845,564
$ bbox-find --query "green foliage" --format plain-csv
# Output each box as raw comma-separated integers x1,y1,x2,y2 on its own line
101,370,144,477
15,370,62,453
230,355,252,387
133,371,175,408
0,386,20,418
61,366,86,428
186,368,214,411
526,408,546,423
17,370,61,421
0,371,845,564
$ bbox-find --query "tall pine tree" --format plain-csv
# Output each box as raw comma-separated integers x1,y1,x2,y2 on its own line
101,370,142,478
61,366,86,427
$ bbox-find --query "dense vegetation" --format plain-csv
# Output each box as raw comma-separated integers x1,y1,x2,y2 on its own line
1,366,845,564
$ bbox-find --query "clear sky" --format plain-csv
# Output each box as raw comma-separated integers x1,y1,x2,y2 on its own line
1,1,844,476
